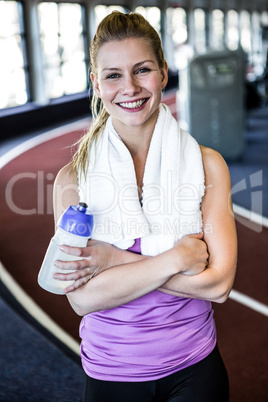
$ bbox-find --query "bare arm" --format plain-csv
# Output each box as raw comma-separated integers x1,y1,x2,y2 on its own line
53,164,208,315
158,146,237,303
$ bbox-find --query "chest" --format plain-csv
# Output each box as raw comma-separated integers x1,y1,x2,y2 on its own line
132,154,147,197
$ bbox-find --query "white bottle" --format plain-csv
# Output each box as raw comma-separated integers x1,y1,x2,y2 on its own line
38,202,94,295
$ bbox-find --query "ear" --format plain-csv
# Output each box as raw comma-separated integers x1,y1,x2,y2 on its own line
91,72,101,98
161,61,169,90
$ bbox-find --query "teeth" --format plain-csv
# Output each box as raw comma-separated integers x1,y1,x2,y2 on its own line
119,99,146,109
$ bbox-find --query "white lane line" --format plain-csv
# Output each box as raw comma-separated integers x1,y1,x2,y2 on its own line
0,262,80,355
0,120,90,353
233,204,268,229
0,119,89,353
0,117,90,169
229,289,268,317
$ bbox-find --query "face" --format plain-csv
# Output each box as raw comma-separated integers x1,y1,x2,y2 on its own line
91,37,168,136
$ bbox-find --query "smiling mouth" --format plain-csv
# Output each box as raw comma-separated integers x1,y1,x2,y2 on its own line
117,98,148,109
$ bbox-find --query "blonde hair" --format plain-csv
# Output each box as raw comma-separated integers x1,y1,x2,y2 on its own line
72,11,165,177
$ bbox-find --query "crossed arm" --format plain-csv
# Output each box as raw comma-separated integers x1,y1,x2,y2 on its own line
53,146,237,316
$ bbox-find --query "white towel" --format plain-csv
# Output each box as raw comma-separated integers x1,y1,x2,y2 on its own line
78,103,205,257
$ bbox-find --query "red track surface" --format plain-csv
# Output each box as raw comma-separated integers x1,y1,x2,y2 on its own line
1,97,267,401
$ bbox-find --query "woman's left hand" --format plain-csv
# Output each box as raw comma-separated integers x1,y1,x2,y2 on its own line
53,239,119,293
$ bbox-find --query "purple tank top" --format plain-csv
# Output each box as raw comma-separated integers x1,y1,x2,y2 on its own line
80,239,216,381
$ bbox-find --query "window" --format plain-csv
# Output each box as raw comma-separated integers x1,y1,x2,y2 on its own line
135,7,161,36
252,11,261,54
166,7,189,69
251,12,263,78
240,10,252,54
227,10,239,51
95,5,125,28
167,7,187,46
194,8,206,53
0,1,28,109
38,2,87,99
261,11,268,25
211,9,224,50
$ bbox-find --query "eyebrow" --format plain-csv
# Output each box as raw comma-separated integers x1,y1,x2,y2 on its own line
101,59,156,73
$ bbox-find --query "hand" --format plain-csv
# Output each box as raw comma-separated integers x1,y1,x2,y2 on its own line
173,233,209,276
54,239,120,293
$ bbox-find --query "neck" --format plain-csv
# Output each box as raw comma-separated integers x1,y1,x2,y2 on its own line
111,107,160,192
112,121,155,195
112,107,159,158
122,129,152,159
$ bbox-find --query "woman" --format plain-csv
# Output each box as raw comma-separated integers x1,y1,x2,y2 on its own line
53,11,237,402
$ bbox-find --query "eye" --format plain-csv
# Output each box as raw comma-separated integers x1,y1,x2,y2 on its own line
106,73,120,79
137,67,151,74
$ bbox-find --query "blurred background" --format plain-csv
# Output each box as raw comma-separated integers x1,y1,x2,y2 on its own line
0,0,267,141
0,1,267,401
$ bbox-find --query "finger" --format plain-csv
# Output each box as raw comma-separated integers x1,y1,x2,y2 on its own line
54,267,92,281
54,258,91,270
187,232,204,239
59,244,88,257
64,275,94,293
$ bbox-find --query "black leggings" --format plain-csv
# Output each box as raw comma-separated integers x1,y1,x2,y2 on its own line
82,345,229,402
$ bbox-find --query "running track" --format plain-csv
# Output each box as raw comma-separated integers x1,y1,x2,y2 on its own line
0,92,267,401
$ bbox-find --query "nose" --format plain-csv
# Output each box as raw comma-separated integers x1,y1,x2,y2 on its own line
121,74,141,96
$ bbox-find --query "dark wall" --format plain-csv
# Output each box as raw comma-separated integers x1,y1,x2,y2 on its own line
0,92,91,142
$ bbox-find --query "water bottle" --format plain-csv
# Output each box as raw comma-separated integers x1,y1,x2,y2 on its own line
38,202,94,295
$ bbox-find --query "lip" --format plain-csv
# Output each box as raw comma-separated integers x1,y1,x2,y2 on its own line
116,97,149,111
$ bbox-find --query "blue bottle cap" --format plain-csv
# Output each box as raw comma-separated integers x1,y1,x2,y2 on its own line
58,202,94,237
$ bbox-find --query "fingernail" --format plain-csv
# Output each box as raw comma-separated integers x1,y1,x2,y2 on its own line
60,245,65,251
54,261,59,267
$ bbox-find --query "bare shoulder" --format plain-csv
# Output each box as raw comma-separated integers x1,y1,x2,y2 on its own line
53,163,79,221
55,163,78,186
200,145,230,185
